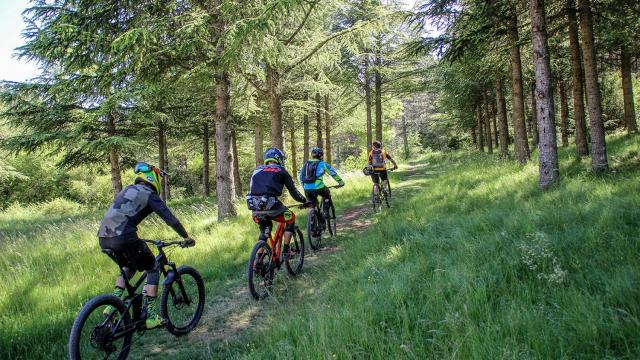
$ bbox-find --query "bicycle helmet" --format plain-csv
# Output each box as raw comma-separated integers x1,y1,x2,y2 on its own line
311,146,323,159
134,162,164,194
362,166,373,176
263,147,286,165
373,140,382,149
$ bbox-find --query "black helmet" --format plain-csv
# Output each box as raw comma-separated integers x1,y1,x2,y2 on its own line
311,146,323,159
373,140,382,149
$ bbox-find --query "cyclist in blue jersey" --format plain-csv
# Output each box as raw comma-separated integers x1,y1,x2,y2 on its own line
299,147,345,211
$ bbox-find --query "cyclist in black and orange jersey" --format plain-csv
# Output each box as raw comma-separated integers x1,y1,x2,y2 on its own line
367,140,398,197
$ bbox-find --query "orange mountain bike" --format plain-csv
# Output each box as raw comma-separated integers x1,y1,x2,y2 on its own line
247,205,307,300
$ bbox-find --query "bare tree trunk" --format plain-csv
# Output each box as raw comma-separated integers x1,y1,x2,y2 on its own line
567,0,589,157
509,12,531,164
496,77,509,157
214,69,237,220
231,129,243,197
483,91,493,154
364,57,373,150
266,64,284,149
158,123,167,201
471,125,478,146
303,95,310,162
477,105,485,152
254,114,263,167
315,93,323,148
324,95,332,164
374,37,383,142
203,122,210,196
491,101,499,146
530,0,559,188
163,131,170,200
578,0,608,173
621,45,638,134
559,81,570,147
530,85,539,147
402,114,409,159
106,112,122,197
290,123,298,180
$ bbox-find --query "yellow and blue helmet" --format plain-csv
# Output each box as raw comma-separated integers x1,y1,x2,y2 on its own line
263,147,286,165
134,162,165,194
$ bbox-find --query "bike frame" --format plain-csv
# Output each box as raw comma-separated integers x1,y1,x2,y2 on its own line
104,241,190,340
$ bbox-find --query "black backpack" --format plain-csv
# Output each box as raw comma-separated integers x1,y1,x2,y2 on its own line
302,161,320,183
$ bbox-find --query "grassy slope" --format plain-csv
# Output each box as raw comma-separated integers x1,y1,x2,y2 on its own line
2,134,639,359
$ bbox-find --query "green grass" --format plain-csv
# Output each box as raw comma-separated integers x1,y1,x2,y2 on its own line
1,134,639,359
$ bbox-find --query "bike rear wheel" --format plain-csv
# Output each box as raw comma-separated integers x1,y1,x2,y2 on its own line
307,208,322,250
160,265,205,336
68,294,132,360
285,226,305,275
248,240,274,300
371,189,382,213
325,203,337,237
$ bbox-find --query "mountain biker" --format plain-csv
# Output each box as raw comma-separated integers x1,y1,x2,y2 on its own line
368,140,398,197
97,162,193,329
299,147,344,223
247,147,307,259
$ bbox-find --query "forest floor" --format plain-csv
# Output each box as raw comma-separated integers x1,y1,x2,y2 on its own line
2,134,640,359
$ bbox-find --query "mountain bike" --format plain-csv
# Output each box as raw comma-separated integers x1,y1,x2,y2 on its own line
247,205,307,300
371,168,395,213
307,185,341,251
68,239,204,360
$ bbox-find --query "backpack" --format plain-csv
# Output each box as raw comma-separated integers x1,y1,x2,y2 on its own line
302,161,320,183
371,149,386,167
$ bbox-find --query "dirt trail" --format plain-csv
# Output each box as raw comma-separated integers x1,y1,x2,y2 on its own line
145,165,427,357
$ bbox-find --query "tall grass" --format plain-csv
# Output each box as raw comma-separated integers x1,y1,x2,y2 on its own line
1,135,639,359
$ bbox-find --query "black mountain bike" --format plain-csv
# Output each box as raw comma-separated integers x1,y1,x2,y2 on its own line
307,185,341,251
248,205,307,300
69,239,204,360
371,169,394,213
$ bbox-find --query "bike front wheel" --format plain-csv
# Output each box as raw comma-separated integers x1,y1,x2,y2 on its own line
68,294,132,360
160,265,205,336
285,226,305,276
248,240,274,300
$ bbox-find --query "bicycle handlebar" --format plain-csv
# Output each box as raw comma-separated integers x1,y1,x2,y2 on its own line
144,239,195,248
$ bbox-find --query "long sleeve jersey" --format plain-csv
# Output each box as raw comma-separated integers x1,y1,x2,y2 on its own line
299,160,344,190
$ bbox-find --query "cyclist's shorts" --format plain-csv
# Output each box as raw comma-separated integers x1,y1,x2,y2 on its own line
371,169,388,184
304,188,331,207
99,235,155,272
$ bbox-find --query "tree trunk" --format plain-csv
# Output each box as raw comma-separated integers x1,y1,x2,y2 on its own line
364,56,373,150
203,122,210,196
303,95,310,162
374,37,383,142
231,129,243,197
106,112,122,197
324,95,332,164
496,77,509,157
477,105,485,152
559,81,570,147
530,0,560,188
509,12,531,164
254,113,263,167
290,123,298,180
578,0,608,173
491,101,499,147
315,93,323,147
471,125,477,146
266,64,284,149
530,85,539,147
567,0,589,157
483,91,493,154
621,45,638,134
163,131,170,200
214,69,237,220
158,123,167,201
402,114,409,159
